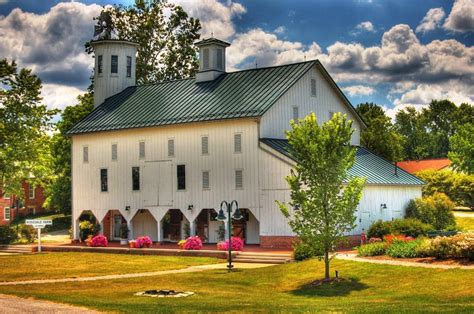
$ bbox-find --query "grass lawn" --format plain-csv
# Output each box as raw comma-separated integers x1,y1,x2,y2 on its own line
456,216,474,231
0,253,219,282
0,257,472,313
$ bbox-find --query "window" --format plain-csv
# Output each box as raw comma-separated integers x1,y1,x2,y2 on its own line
4,207,10,221
216,49,223,70
168,139,175,157
293,106,299,122
111,55,118,74
83,146,89,163
111,144,118,161
201,136,209,155
28,207,35,215
177,165,186,190
100,169,108,192
202,48,210,69
139,141,145,159
202,171,210,189
126,56,132,77
28,183,35,199
311,78,317,97
235,170,243,189
97,55,103,74
234,133,242,153
3,192,10,199
132,167,140,191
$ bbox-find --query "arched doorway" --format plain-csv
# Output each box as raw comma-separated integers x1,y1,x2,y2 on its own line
132,209,158,242
195,208,222,243
102,210,127,241
161,209,189,242
232,209,260,244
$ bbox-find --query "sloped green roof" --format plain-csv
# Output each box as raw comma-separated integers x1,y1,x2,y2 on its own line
68,61,317,135
260,138,424,186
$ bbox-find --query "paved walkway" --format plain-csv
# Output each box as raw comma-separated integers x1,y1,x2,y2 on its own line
0,294,99,313
336,253,474,269
453,211,474,218
0,263,273,286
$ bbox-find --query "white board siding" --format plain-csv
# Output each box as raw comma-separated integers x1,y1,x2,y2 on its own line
71,119,261,230
260,64,361,145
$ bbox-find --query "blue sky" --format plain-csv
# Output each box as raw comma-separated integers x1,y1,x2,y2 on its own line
0,0,472,116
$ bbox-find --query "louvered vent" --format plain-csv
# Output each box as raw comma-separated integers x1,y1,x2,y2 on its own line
168,139,175,157
111,144,117,160
234,134,242,153
202,171,210,189
235,170,243,189
202,136,209,155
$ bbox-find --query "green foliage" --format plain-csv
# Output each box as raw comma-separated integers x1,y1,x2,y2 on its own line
44,215,72,232
88,0,201,84
45,93,94,214
19,224,36,243
0,59,58,197
427,233,474,260
449,123,474,174
0,225,18,244
395,107,429,160
406,193,456,230
278,112,366,279
368,218,432,239
356,102,404,161
357,242,386,256
386,239,426,258
79,220,100,241
293,242,321,261
367,220,392,239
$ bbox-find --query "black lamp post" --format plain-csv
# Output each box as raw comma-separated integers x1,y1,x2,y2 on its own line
216,200,243,272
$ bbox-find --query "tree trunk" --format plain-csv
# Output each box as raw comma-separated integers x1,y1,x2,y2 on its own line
324,250,330,281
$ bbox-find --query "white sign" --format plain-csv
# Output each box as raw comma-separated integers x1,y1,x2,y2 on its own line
25,220,52,253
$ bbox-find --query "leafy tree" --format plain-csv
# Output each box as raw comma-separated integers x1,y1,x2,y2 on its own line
278,113,366,281
87,0,201,84
45,92,94,213
394,107,429,160
448,123,473,174
356,102,404,161
0,59,57,197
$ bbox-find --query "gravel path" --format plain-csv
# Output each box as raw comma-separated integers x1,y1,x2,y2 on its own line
337,253,474,269
0,294,99,313
0,263,273,286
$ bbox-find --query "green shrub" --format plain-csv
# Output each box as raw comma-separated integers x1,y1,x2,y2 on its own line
405,193,456,230
390,218,432,237
293,242,319,261
79,220,100,241
0,225,18,244
357,242,386,256
386,239,426,258
19,225,37,243
367,220,392,239
428,233,474,260
44,215,71,232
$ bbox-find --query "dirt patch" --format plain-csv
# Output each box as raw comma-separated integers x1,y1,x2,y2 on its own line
362,255,473,266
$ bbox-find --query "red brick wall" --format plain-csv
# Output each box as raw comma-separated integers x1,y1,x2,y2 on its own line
0,182,47,225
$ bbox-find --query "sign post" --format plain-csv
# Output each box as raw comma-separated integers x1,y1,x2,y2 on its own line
26,220,52,253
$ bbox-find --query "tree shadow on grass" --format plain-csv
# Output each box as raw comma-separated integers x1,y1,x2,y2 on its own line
291,277,369,297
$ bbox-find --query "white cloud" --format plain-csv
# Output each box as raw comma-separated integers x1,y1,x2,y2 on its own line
342,85,376,97
443,0,474,33
384,103,427,120
274,26,286,34
416,8,445,33
41,84,86,111
355,21,376,32
394,83,473,107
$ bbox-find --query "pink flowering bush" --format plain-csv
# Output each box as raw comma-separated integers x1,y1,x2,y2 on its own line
216,237,244,251
183,236,203,250
90,234,108,247
135,236,153,248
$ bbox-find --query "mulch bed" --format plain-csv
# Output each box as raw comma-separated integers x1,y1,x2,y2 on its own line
360,255,473,266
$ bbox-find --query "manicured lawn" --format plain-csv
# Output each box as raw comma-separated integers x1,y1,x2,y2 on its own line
0,258,472,313
456,216,474,231
0,253,219,282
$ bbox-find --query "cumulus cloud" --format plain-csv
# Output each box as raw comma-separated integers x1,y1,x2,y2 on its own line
274,26,286,34
342,85,376,97
353,21,376,34
416,8,445,33
443,0,474,33
173,0,246,40
41,84,86,111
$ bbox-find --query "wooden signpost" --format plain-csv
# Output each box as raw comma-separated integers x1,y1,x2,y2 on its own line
25,220,52,253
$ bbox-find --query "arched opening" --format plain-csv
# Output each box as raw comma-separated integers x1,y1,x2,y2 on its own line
232,209,260,244
131,209,158,242
195,208,223,243
76,210,99,241
102,210,127,241
161,209,189,242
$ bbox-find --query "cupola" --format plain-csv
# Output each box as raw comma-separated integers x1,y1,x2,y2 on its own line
195,38,231,83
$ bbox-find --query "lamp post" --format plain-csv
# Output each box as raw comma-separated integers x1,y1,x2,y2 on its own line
216,200,243,272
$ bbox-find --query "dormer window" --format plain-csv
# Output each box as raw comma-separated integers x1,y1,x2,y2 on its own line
97,55,103,74
111,55,118,74
202,48,210,70
126,56,132,77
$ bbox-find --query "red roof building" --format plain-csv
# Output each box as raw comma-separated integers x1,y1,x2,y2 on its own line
397,158,451,174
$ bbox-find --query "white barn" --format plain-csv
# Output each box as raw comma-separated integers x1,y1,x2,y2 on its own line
69,38,423,248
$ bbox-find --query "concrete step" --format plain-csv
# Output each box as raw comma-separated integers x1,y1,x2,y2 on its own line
238,252,292,258
0,245,33,253
233,258,291,264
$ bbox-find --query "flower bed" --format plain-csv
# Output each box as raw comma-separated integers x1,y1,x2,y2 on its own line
217,237,244,251
87,234,108,247
183,236,203,250
135,236,153,248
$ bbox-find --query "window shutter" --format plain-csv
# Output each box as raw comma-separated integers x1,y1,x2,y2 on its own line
83,146,88,163
203,48,210,69
234,134,242,153
139,141,145,159
168,139,175,157
293,106,299,122
202,171,210,189
111,144,117,160
202,136,209,155
235,170,243,189
311,78,317,97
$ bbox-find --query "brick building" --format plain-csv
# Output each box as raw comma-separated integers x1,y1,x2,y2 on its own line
0,181,47,225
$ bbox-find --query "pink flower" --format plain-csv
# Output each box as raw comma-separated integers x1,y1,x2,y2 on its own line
216,237,244,251
90,234,108,247
135,236,153,248
183,236,203,250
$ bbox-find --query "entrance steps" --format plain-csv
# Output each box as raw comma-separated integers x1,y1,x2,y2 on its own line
0,245,33,254
234,251,293,264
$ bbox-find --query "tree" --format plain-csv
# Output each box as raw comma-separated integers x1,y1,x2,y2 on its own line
448,123,474,174
45,92,94,213
356,102,404,161
87,0,201,84
278,113,366,281
394,107,429,160
0,59,57,197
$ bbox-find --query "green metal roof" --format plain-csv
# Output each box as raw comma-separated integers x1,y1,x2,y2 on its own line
260,138,424,186
68,61,317,135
